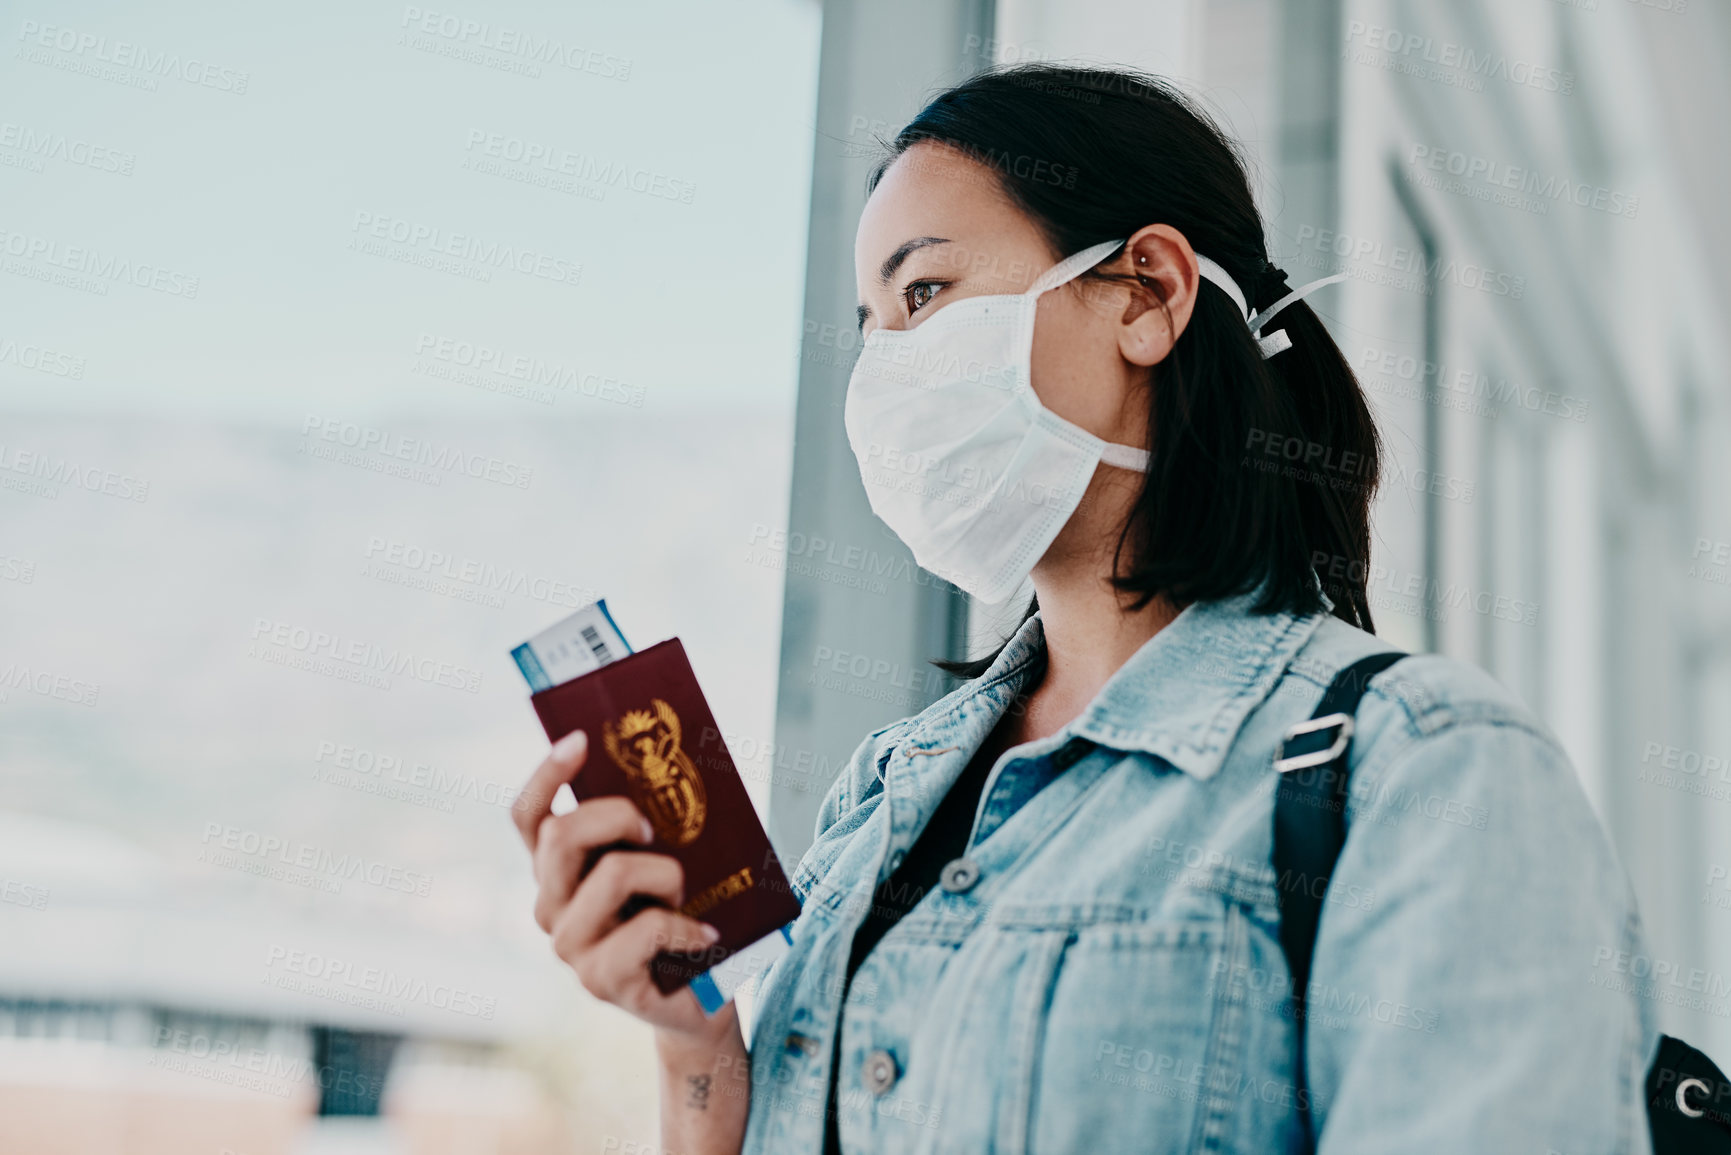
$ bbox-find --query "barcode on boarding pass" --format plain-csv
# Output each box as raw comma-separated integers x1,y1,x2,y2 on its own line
510,598,633,692
579,624,612,665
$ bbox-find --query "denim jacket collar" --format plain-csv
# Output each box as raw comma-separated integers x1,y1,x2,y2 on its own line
931,587,1325,781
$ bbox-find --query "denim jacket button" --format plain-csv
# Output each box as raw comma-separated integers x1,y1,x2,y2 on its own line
862,1048,899,1095
939,857,981,893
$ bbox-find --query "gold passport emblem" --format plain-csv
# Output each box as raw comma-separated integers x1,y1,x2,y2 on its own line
602,698,707,846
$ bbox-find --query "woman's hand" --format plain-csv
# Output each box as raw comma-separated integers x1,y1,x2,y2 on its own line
512,730,734,1044
514,731,753,1153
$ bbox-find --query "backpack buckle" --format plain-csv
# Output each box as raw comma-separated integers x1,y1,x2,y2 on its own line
1273,712,1355,774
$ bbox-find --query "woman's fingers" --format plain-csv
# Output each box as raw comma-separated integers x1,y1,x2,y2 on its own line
511,729,589,852
551,849,684,948
530,798,657,931
552,903,721,1014
512,737,723,1034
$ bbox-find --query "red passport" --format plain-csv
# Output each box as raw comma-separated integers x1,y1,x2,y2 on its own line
529,637,801,994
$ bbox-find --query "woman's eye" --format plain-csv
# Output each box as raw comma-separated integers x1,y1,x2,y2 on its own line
904,281,943,314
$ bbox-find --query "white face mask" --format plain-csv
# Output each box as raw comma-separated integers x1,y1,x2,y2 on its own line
843,238,1144,605
844,238,1345,605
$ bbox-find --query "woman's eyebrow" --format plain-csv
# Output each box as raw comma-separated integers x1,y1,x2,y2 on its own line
859,236,953,331
879,236,951,285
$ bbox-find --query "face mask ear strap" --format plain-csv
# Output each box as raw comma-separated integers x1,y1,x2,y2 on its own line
1028,238,1127,296
1194,257,1348,360
1246,271,1349,358
1194,255,1250,323
1097,442,1151,471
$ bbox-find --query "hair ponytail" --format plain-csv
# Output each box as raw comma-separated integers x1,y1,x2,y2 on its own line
1251,278,1382,633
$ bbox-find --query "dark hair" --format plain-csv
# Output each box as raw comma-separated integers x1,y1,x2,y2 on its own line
867,65,1383,679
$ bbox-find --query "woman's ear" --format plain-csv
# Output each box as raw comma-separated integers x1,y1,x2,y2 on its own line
1117,224,1201,368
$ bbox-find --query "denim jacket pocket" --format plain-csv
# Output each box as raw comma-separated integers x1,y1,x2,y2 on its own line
989,902,1251,1155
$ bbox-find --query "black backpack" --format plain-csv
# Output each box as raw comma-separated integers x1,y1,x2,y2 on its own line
1273,652,1731,1153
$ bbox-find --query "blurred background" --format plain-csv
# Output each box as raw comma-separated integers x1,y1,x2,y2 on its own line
1,0,1726,1152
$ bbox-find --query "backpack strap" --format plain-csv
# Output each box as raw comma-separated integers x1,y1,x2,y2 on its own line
1273,651,1731,1154
1272,649,1407,1144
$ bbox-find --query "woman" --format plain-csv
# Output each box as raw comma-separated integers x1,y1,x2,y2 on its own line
512,65,1659,1153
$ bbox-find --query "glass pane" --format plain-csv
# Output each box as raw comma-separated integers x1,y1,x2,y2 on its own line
0,1,818,1150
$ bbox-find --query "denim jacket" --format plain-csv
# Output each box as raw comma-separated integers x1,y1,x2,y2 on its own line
740,590,1661,1153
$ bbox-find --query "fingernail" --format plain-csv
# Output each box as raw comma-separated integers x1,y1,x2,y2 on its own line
639,817,655,842
701,923,721,944
552,730,587,758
